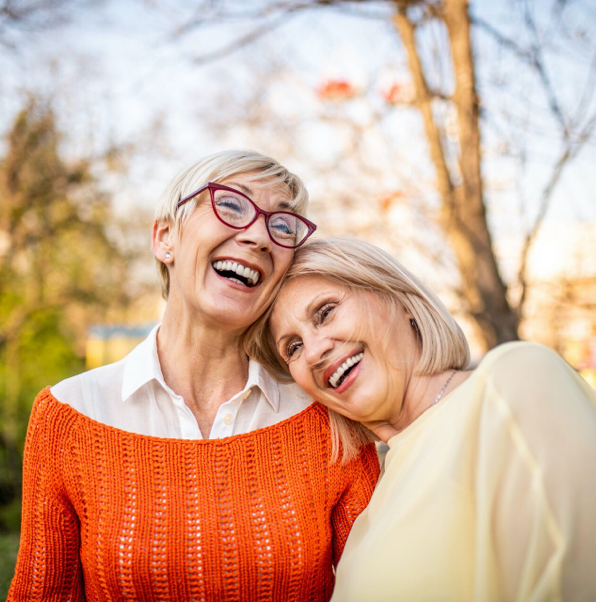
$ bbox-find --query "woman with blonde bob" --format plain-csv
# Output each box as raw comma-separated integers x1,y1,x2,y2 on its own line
9,154,378,602
247,237,596,601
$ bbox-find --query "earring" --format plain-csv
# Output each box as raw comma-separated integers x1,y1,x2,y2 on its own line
410,318,419,333
164,252,172,260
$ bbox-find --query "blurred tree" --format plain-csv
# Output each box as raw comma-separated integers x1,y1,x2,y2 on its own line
0,97,146,530
170,0,596,350
0,0,91,49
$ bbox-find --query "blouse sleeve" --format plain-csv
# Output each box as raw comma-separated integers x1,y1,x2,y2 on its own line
477,343,596,601
330,442,380,566
8,390,85,602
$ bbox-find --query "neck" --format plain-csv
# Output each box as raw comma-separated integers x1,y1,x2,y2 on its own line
157,304,250,437
365,370,469,443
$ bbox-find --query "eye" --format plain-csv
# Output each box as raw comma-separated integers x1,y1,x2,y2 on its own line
269,215,297,240
215,196,244,213
315,302,336,325
284,339,303,361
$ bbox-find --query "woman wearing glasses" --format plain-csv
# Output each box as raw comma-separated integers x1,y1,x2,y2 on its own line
9,151,379,601
248,237,596,601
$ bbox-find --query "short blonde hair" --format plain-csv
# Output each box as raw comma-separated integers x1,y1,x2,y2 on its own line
154,149,309,299
245,237,470,462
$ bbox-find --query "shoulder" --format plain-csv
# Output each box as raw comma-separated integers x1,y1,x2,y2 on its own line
480,340,566,371
50,357,127,412
475,341,589,399
471,341,596,437
26,388,83,452
50,325,159,413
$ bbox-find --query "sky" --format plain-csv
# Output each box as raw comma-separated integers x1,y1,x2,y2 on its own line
1,0,595,290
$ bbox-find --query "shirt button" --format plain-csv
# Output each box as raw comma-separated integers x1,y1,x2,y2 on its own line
223,413,233,425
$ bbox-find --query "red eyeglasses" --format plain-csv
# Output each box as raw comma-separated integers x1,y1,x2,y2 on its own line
177,182,317,249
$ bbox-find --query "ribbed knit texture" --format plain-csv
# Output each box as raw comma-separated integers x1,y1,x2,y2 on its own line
9,388,379,602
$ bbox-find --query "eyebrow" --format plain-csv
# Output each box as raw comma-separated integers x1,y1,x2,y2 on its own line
228,181,253,196
227,181,294,212
274,293,326,346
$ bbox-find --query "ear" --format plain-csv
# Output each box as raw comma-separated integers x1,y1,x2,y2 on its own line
152,219,174,263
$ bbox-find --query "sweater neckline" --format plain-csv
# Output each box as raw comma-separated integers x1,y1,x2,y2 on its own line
41,387,326,445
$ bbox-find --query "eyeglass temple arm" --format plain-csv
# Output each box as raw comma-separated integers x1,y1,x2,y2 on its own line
177,183,212,208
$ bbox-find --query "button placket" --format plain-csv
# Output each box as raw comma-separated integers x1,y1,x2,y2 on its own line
211,387,254,438
172,394,202,439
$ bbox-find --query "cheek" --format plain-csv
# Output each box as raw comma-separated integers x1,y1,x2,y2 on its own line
272,249,294,276
289,361,312,390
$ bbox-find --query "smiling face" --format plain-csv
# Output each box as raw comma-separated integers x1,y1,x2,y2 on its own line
270,275,421,425
153,174,296,334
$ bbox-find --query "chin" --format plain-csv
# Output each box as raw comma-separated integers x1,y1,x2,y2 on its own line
203,301,260,331
217,310,259,331
333,391,380,423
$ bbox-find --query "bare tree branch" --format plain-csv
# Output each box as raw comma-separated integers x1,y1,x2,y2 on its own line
472,13,569,137
392,6,456,209
516,111,596,314
171,0,360,38
0,0,95,49
167,0,398,63
188,12,298,65
571,45,596,131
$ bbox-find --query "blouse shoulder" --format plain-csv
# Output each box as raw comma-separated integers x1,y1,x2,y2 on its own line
50,356,127,413
474,341,595,411
468,342,596,484
479,340,568,374
469,346,596,600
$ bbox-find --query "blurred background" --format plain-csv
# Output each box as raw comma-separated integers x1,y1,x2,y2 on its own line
1,0,595,592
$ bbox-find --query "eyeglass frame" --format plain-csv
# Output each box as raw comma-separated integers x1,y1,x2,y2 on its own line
176,182,317,249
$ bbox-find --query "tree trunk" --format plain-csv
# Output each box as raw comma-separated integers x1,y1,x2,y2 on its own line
393,0,519,349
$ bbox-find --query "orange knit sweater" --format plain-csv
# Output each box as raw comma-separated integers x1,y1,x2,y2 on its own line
9,389,379,602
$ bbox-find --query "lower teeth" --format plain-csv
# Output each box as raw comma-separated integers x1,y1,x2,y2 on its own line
214,267,253,286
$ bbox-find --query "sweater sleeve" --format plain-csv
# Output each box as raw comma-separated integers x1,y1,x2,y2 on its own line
476,344,596,601
330,442,380,566
8,390,85,602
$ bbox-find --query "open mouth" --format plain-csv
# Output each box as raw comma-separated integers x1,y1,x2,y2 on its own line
327,352,364,389
212,260,261,288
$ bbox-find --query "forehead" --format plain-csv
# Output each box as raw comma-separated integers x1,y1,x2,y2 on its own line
219,174,293,210
272,276,345,328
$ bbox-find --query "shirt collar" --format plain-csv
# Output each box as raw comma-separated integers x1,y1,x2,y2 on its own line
121,324,280,411
247,359,280,412
121,324,169,402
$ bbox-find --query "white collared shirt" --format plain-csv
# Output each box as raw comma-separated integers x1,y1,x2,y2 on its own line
50,325,313,439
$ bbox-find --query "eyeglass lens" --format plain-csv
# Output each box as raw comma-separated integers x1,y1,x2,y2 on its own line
213,189,309,247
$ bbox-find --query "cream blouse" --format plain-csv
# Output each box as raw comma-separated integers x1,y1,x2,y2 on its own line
331,342,596,602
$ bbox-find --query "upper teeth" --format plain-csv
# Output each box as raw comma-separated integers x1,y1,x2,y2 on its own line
213,260,260,285
328,352,363,388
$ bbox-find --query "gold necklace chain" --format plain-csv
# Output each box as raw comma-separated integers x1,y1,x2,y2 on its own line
430,370,458,405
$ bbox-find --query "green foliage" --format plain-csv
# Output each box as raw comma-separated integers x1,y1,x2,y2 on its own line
0,96,143,533
0,532,20,599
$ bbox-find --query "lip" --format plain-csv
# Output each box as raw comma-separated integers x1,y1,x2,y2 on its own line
323,349,364,388
211,256,265,287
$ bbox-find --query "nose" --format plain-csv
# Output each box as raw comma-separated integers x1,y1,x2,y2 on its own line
236,214,272,252
304,334,334,368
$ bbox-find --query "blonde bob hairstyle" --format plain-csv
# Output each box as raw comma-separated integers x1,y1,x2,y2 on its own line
244,237,470,463
154,149,309,299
